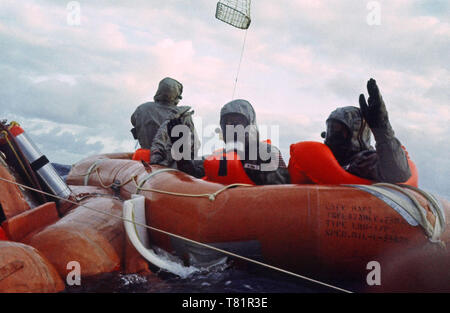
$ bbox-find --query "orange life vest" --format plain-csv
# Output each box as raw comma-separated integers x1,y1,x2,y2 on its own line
288,141,418,187
132,148,151,163
203,149,255,185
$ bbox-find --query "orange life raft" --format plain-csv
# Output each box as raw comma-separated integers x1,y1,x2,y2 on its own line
0,241,64,293
0,163,64,292
66,153,450,292
0,159,151,292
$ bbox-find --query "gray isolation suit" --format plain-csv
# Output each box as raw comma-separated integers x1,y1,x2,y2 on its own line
151,99,290,185
323,79,411,183
131,77,197,150
218,99,290,185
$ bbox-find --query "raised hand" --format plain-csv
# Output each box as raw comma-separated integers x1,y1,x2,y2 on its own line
359,78,389,129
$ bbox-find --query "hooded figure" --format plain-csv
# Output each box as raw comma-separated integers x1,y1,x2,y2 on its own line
151,99,290,185
131,77,197,150
323,79,411,183
220,99,259,156
324,106,372,166
218,99,290,185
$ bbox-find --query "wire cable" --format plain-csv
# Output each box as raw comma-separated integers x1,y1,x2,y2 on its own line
232,28,248,99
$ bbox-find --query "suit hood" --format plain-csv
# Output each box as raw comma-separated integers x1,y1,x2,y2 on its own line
220,99,257,126
153,77,183,106
325,106,372,156
219,99,259,153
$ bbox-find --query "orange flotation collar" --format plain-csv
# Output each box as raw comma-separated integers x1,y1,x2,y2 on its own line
203,150,255,185
288,141,418,187
132,148,151,163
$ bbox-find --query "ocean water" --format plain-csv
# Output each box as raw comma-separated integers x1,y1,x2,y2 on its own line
64,260,345,293
65,268,342,293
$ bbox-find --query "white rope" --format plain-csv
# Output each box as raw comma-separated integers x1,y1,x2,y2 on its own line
83,159,105,186
74,165,253,201
0,176,353,293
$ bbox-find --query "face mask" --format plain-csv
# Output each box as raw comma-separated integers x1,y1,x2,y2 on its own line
221,114,261,161
220,114,250,143
324,121,351,164
325,132,348,148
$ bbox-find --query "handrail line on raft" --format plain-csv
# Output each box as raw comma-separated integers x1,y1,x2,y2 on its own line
0,176,353,293
72,165,253,201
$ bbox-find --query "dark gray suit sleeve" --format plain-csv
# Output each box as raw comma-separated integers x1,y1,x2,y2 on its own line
176,159,205,178
150,120,173,166
371,124,411,183
257,167,291,185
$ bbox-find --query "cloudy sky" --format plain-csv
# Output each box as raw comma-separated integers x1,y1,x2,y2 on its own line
1,0,449,199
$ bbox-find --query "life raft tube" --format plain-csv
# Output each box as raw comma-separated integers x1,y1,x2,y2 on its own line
67,154,449,292
2,202,60,243
27,196,125,277
0,141,155,292
0,169,127,278
0,241,64,293
0,162,31,219
288,141,418,186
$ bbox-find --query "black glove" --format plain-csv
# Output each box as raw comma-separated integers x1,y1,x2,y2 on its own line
167,117,183,144
359,78,390,130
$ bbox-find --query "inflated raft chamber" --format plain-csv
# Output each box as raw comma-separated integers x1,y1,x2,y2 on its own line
0,123,152,292
67,153,450,292
27,196,125,277
0,160,64,293
0,241,64,293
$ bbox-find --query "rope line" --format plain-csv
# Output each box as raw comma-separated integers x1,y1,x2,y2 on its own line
132,175,252,201
0,176,352,293
232,28,248,99
72,164,253,201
